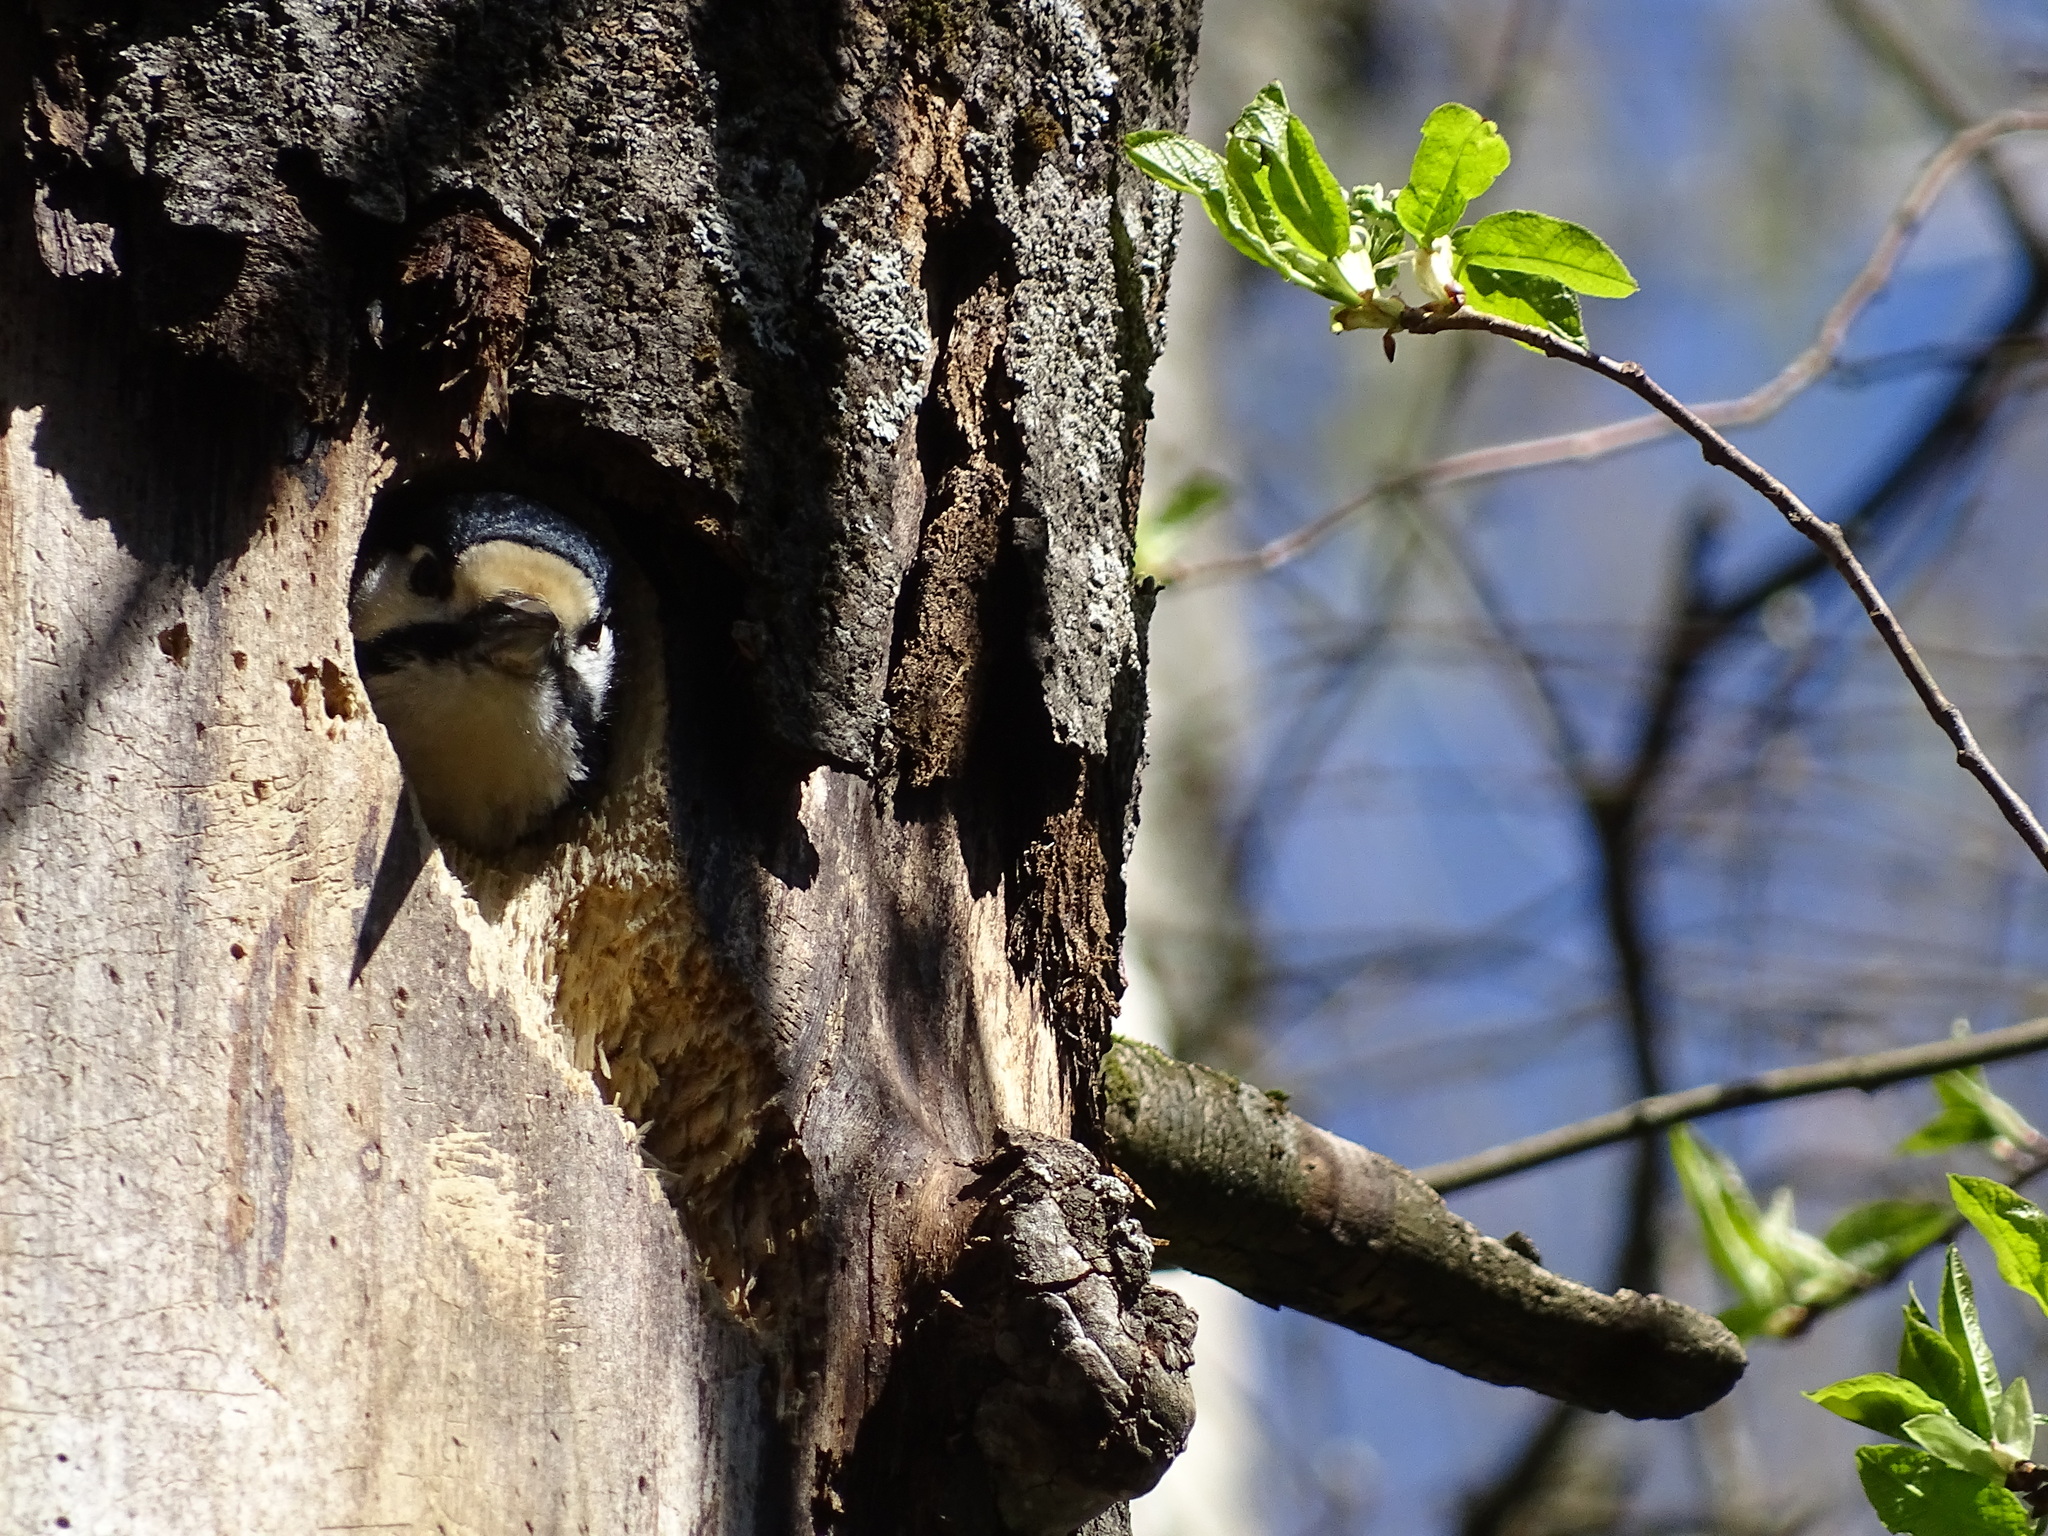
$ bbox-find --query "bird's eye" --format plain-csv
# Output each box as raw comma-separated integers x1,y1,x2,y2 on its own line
577,618,605,648
409,551,452,598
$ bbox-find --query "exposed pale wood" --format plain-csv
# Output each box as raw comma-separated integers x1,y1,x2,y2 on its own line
0,373,768,1531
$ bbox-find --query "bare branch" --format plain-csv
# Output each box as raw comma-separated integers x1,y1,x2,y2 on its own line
1822,0,2048,264
1101,1037,1746,1420
1164,110,2048,586
1395,301,2048,873
1827,0,1985,128
1419,1015,2048,1193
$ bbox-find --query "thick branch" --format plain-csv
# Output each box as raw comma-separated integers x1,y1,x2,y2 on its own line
1165,110,2048,585
1420,1015,2048,1193
1099,1037,1745,1421
1397,303,2048,875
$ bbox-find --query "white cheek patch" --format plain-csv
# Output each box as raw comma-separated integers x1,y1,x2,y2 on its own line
565,625,616,710
351,548,460,642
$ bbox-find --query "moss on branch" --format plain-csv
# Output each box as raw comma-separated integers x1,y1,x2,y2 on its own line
1100,1037,1745,1421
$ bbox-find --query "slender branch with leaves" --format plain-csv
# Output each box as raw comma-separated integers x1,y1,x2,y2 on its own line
1659,1045,2048,1333
1153,107,2048,584
1128,86,2048,873
1127,88,1633,354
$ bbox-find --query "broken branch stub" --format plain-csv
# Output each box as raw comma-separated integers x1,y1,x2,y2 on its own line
1100,1038,1745,1420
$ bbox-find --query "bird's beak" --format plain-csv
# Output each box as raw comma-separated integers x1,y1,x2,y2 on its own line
471,594,560,675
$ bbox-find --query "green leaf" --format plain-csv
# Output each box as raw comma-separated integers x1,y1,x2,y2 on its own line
1904,1414,2010,1480
1758,1184,1867,1305
1278,115,1350,259
1216,85,1350,265
1150,472,1231,532
1395,103,1509,243
1902,1027,2040,1154
1230,82,1290,155
1669,1126,1786,1325
1124,131,1226,197
1664,1128,1866,1335
1213,138,1360,304
1951,1175,2048,1318
1459,263,1585,347
1826,1201,1953,1279
1452,210,1637,298
1856,1445,2035,1536
1198,174,1278,270
1905,1061,2040,1155
1901,1095,2004,1156
1939,1248,2002,1438
1996,1377,2035,1460
1966,1073,2048,1146
1955,1067,2041,1148
1226,137,1286,248
1225,141,1307,274
1901,1293,1983,1433
1123,126,1287,273
1806,1374,1955,1443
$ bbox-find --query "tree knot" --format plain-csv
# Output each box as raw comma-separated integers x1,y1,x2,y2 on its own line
840,1131,1195,1535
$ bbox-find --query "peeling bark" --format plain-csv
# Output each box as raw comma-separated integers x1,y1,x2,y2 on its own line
1101,1038,1747,1422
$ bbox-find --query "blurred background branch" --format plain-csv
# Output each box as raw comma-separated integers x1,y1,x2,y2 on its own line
1420,1014,2048,1192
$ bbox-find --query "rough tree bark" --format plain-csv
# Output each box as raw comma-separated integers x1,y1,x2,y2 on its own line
0,2,1200,1532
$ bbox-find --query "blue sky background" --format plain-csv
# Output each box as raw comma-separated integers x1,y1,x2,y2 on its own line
1130,2,2048,1530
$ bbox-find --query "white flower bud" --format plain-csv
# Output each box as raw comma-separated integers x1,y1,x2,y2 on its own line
1414,235,1461,306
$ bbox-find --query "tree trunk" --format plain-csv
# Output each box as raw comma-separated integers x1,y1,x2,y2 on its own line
0,2,1200,1531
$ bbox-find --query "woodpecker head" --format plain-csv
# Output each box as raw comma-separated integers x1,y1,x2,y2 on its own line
351,491,616,852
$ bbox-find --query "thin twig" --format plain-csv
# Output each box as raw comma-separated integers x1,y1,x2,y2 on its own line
1822,0,2048,266
1396,301,2048,874
1164,110,2048,586
1420,1015,2048,1192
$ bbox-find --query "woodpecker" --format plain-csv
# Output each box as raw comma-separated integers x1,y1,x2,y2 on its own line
350,491,616,852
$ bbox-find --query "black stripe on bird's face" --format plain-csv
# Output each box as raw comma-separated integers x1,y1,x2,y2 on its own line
352,538,604,650
348,526,619,851
354,595,564,678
